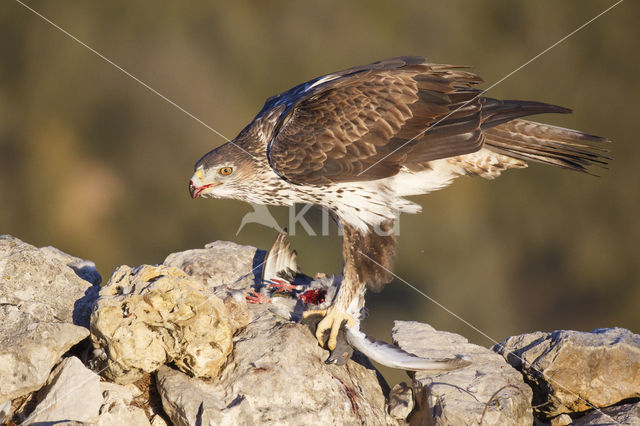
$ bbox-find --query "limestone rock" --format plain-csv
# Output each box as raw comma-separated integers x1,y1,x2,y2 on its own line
551,413,573,426
0,305,89,403
150,413,170,426
0,399,11,424
38,245,102,286
0,236,97,412
388,382,414,421
163,240,263,291
97,381,150,426
392,321,533,425
573,401,640,425
494,327,640,417
98,404,150,426
0,235,100,328
156,305,396,426
4,235,639,425
27,356,102,424
164,241,255,330
221,291,251,331
156,365,255,426
90,264,234,384
100,381,135,407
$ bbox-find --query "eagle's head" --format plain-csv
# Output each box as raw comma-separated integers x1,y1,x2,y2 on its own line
189,143,258,201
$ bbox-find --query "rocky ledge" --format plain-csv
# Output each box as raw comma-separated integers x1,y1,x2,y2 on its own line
1,234,638,425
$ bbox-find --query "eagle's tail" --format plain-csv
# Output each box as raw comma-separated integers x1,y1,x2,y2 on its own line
483,116,610,174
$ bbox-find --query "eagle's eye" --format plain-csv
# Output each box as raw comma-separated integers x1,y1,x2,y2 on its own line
219,167,233,176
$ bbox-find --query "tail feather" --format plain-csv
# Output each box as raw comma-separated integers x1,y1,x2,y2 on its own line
484,118,610,174
481,99,572,129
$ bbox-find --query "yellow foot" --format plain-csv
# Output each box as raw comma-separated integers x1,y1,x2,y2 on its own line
303,308,355,350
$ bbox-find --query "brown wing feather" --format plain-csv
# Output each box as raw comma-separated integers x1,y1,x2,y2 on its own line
267,58,485,185
266,57,607,184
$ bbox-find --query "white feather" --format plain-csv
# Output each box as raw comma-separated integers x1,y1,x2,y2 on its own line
315,160,465,230
307,74,341,90
345,326,472,372
387,159,466,197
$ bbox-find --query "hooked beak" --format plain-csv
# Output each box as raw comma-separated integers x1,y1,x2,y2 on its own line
189,180,222,198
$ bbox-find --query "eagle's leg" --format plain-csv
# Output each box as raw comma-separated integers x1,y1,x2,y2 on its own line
306,220,397,350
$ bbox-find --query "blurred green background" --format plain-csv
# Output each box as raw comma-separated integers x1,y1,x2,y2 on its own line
1,1,638,385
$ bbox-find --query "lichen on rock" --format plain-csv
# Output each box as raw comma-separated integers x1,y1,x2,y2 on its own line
90,264,235,384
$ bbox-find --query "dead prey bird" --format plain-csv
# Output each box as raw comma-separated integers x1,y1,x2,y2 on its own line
256,231,471,372
189,56,608,351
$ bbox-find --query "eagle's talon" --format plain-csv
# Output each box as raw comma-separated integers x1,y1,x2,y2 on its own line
303,308,355,350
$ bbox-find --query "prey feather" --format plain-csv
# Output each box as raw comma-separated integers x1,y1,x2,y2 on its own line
345,326,471,372
260,231,472,372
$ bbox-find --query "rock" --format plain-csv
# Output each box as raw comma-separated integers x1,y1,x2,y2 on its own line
551,413,573,425
156,365,255,426
38,245,102,286
494,327,640,417
0,400,10,424
164,241,254,334
90,264,234,384
19,358,150,425
392,321,533,425
0,305,89,403
221,291,251,331
150,413,170,426
156,306,396,426
100,381,135,407
98,382,150,426
126,382,144,398
0,235,100,328
9,235,639,425
388,382,414,420
98,403,150,426
26,356,102,424
573,400,640,425
163,240,264,291
0,236,98,413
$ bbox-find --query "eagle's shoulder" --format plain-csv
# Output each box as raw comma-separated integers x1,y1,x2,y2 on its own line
256,56,429,121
